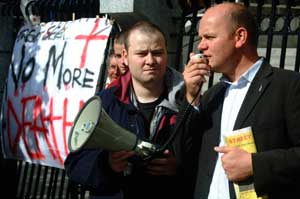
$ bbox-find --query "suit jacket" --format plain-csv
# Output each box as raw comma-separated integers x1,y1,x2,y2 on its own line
178,60,300,199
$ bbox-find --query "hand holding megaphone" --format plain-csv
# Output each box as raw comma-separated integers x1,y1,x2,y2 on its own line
146,149,177,176
109,150,135,173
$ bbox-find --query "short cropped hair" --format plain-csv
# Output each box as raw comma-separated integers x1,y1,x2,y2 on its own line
106,49,115,65
124,21,167,50
225,3,258,47
114,31,126,45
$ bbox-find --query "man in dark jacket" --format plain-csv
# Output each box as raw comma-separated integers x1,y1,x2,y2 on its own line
65,21,184,199
179,2,300,199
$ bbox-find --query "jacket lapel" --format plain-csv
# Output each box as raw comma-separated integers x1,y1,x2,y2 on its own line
234,61,273,129
211,85,227,147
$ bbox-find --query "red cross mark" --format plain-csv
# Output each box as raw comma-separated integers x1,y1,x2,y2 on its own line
75,19,109,68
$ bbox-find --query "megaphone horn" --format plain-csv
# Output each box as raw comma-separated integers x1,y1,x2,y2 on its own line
68,96,158,157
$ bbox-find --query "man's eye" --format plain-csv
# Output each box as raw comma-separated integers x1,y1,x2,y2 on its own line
137,53,147,56
152,52,163,56
206,36,214,40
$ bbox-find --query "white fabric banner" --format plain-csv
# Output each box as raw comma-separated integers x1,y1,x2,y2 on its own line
0,18,112,168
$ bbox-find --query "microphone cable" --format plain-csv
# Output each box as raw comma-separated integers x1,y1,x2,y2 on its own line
143,82,203,162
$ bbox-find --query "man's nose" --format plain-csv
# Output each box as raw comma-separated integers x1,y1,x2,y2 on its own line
145,53,154,65
198,39,207,51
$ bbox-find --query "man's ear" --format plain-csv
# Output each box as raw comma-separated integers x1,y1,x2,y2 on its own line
235,27,247,48
122,48,128,66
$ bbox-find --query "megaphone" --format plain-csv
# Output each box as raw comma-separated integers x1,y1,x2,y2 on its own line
68,96,158,157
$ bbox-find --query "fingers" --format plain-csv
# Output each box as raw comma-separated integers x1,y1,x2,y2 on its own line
146,159,176,176
109,150,178,176
185,58,209,71
215,147,253,181
148,150,172,165
214,146,232,153
183,68,210,84
109,151,135,172
110,151,134,161
146,164,166,175
183,54,211,103
146,150,177,176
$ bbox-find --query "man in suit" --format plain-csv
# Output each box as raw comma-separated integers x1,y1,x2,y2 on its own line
179,2,300,199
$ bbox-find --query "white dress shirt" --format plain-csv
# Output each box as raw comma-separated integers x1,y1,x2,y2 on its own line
207,58,263,199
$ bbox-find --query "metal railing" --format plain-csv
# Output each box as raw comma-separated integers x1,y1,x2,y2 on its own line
1,1,300,198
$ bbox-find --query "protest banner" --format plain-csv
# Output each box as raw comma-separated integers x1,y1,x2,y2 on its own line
0,18,112,168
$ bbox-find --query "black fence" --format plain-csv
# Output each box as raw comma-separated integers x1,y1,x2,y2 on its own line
177,0,300,88
1,0,300,198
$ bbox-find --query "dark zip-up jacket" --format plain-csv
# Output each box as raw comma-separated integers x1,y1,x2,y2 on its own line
65,67,186,199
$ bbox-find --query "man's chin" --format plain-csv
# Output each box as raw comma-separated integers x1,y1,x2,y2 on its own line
143,75,161,83
143,72,158,79
120,66,128,73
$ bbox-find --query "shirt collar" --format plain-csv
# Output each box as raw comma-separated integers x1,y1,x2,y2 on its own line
220,57,263,86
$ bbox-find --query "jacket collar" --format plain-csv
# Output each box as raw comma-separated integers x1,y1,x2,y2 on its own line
234,58,273,129
109,71,132,104
111,68,184,112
